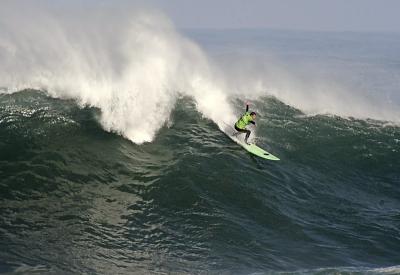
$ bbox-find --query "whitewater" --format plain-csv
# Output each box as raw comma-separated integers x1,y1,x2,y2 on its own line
0,1,239,144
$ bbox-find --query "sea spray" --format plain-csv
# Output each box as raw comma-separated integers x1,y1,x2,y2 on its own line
0,1,236,143
198,30,400,123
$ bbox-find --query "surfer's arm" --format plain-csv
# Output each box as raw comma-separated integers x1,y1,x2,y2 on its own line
249,120,255,125
246,104,249,112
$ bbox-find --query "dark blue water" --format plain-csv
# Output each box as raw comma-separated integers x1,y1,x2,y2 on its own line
1,89,399,274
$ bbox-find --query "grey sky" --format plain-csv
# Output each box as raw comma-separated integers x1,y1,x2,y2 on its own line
144,0,400,32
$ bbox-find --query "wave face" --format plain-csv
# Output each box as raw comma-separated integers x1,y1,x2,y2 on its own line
1,2,400,274
1,90,399,274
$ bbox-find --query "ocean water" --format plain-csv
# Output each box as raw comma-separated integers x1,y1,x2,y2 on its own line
1,3,400,275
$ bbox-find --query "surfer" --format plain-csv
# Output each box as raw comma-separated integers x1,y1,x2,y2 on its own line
234,104,256,145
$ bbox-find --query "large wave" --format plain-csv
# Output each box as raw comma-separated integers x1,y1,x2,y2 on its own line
0,1,236,143
1,1,399,144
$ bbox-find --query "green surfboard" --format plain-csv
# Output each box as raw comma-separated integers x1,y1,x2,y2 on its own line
223,123,280,160
231,136,280,161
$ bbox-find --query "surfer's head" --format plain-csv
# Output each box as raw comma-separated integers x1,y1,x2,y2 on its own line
250,112,256,119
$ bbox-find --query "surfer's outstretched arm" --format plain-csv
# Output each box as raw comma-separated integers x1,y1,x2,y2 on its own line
246,104,249,112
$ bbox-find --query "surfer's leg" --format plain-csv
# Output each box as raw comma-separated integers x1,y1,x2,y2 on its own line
234,125,247,135
244,130,251,144
235,125,251,143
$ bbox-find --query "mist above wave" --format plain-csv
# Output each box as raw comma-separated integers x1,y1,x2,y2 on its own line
0,1,236,143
